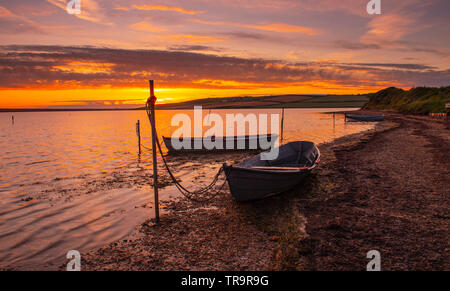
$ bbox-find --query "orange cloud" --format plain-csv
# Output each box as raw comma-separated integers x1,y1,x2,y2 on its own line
46,0,112,25
161,34,224,43
129,21,166,33
132,4,200,15
113,5,130,11
247,23,320,36
51,61,115,74
361,14,416,44
0,6,16,18
192,19,320,36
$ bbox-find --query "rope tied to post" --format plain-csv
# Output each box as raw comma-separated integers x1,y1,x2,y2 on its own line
145,101,228,203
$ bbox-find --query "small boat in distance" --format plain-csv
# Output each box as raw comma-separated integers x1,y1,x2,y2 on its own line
162,134,278,153
345,114,385,122
223,141,320,202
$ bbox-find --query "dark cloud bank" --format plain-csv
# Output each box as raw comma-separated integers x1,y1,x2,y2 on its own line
0,45,448,89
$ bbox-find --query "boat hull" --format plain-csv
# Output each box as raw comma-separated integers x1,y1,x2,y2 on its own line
346,114,384,122
163,134,278,153
223,166,309,201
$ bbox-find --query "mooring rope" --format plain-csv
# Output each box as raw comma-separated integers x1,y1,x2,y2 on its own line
144,108,228,203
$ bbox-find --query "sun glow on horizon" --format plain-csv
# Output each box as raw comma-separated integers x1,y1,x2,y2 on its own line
0,82,388,109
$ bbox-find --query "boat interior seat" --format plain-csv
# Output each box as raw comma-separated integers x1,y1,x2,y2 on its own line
266,141,317,168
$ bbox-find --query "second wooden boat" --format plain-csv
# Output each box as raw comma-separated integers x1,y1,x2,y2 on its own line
162,134,278,153
346,114,384,122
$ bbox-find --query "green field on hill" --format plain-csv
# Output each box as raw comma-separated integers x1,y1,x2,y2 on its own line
155,94,369,110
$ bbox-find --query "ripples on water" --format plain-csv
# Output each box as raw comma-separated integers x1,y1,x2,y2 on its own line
0,108,374,269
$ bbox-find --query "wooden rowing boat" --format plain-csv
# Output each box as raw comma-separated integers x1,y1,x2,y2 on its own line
345,114,384,122
223,141,320,201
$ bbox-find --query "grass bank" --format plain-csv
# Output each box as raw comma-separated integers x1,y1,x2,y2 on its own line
363,86,450,114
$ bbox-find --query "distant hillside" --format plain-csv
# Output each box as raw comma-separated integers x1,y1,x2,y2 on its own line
0,94,369,112
154,94,369,110
363,87,450,114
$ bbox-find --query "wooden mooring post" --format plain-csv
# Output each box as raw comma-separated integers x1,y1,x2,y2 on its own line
148,80,160,223
280,108,285,145
136,120,141,155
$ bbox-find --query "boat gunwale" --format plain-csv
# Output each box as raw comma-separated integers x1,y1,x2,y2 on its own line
346,114,385,117
227,144,321,174
162,134,280,153
345,114,385,121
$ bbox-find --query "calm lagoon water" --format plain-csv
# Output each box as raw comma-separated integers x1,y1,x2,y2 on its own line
0,108,374,269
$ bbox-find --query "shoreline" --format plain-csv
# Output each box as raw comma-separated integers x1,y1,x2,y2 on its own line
78,110,450,271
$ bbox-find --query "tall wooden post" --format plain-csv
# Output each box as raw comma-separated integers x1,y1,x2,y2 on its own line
148,80,159,223
280,108,285,145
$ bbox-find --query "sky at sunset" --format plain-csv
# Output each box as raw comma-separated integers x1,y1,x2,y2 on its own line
0,0,449,108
